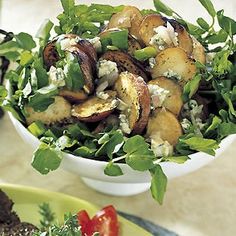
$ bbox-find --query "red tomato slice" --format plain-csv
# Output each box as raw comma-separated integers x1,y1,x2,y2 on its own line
90,205,119,236
77,210,93,236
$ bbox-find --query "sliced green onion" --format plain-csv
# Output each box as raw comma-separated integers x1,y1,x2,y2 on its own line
28,121,46,137
134,47,158,61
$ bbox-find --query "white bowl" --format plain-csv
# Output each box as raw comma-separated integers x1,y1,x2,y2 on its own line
9,112,236,196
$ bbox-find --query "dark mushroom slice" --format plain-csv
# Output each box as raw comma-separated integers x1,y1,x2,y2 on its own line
100,51,150,82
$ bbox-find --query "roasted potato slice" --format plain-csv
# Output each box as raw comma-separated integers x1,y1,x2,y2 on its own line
114,72,151,134
139,14,166,46
72,91,118,122
100,51,149,82
146,108,182,146
139,15,193,54
59,89,88,103
151,47,197,86
43,40,59,70
148,76,183,116
25,96,72,125
108,6,143,39
191,36,206,64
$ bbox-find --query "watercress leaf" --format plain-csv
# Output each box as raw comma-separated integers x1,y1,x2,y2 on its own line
205,116,222,134
0,86,8,103
141,9,157,16
182,137,219,156
185,22,206,36
56,135,77,150
217,10,236,35
153,0,175,16
33,58,49,88
73,146,96,158
123,135,149,154
31,143,62,175
14,32,36,51
182,74,201,102
198,0,216,17
126,150,155,171
96,131,124,159
205,29,228,44
222,92,236,117
163,156,190,164
64,55,84,90
104,162,124,176
197,17,210,30
36,19,54,44
0,41,21,60
61,0,75,16
28,85,58,112
150,164,167,205
218,122,236,138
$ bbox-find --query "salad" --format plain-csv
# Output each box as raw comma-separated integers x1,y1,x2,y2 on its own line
0,0,236,204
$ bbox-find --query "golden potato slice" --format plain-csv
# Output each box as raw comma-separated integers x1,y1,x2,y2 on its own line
25,96,72,125
139,14,166,46
43,40,59,70
100,51,149,82
139,15,193,54
191,36,206,64
168,19,193,55
148,76,183,116
114,72,151,134
108,6,143,39
71,91,117,122
146,108,182,146
151,47,197,86
59,89,88,103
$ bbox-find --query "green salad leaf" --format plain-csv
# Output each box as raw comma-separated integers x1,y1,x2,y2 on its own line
104,162,124,176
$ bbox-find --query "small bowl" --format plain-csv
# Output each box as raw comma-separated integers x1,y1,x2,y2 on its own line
9,112,236,196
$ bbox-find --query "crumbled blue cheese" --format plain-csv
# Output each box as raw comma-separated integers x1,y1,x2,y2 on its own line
48,66,65,88
150,22,178,50
151,136,173,157
181,118,191,132
97,60,119,87
87,36,102,52
119,114,131,134
149,57,156,69
148,84,170,108
163,69,181,80
96,91,110,100
58,36,80,50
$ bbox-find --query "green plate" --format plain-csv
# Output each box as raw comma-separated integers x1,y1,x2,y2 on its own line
0,184,151,236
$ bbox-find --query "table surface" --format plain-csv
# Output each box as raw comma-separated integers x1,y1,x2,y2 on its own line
1,1,236,236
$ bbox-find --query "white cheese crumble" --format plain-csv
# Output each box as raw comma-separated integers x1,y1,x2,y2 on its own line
163,69,181,80
117,99,129,111
58,36,80,50
48,66,65,88
149,57,156,69
181,118,191,132
97,60,119,87
87,36,102,52
150,22,179,49
96,91,110,100
119,114,131,134
148,84,170,108
151,136,173,157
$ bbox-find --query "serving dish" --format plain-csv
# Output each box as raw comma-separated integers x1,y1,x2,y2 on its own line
2,0,236,203
9,112,236,196
0,183,151,235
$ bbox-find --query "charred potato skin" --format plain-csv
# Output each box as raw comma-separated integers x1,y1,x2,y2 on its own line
148,76,183,116
100,51,150,82
114,72,151,134
147,108,183,146
71,91,117,122
43,40,59,70
59,89,88,103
